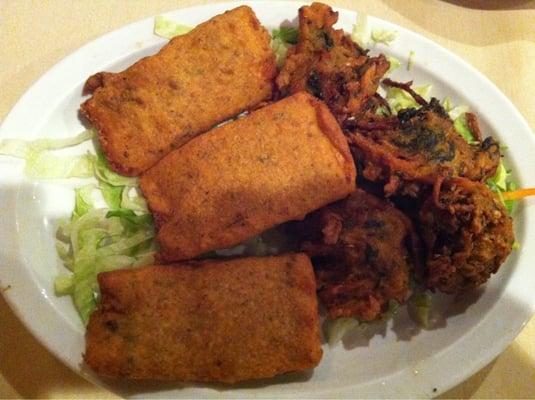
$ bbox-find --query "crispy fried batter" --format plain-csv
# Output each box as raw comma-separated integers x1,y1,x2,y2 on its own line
276,2,389,123
140,92,356,262
350,98,501,196
84,254,322,382
81,6,276,176
299,188,417,321
419,178,514,293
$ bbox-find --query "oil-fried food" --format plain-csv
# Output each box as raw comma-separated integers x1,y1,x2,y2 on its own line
81,6,276,176
419,177,514,294
298,188,417,321
84,254,322,382
349,98,501,196
140,92,356,262
276,2,389,123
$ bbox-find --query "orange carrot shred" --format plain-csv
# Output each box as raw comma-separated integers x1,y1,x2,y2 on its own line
502,188,535,201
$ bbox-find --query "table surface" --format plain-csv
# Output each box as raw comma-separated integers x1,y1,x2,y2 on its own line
1,0,535,398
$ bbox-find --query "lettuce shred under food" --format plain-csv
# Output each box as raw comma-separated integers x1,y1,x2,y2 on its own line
352,14,398,49
371,28,398,45
0,129,155,324
351,12,371,49
55,155,155,324
271,27,298,66
386,55,402,74
0,129,96,178
326,301,399,346
385,84,432,114
408,291,432,329
407,50,416,70
153,15,192,39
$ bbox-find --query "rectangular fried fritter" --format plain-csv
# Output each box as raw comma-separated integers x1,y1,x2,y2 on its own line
81,6,276,176
140,92,356,262
84,254,323,383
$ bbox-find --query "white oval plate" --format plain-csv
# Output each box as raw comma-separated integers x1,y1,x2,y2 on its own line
1,1,534,398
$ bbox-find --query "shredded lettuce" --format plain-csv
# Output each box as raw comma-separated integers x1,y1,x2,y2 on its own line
326,301,399,345
386,55,402,73
440,99,518,215
442,98,469,120
487,162,517,214
0,129,156,323
408,291,432,328
381,300,400,321
453,113,478,144
385,84,432,114
0,129,96,178
271,27,298,66
25,152,95,179
271,37,291,66
371,29,398,45
94,151,137,187
121,186,149,212
55,190,155,323
0,129,94,158
153,15,192,39
407,50,416,70
326,318,362,347
352,13,371,49
99,181,123,209
272,27,298,44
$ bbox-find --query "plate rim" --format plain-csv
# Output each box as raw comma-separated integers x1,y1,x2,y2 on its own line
1,1,535,398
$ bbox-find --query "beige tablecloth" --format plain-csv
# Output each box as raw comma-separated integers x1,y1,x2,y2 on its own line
1,0,534,398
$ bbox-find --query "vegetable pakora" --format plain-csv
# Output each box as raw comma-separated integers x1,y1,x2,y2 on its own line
140,92,356,262
276,2,389,123
299,188,418,321
349,98,501,196
85,254,322,382
81,6,276,176
419,177,514,293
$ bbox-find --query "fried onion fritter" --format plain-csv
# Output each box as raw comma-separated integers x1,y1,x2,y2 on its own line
419,177,514,294
349,98,501,197
276,2,389,123
299,188,419,321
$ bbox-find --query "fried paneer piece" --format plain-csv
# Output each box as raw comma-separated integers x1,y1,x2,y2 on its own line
298,189,416,321
276,2,389,123
85,254,322,383
419,178,514,294
140,92,356,262
350,98,501,196
81,6,276,176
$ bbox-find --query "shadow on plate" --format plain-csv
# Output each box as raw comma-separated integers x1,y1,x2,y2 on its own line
107,370,315,397
320,288,484,349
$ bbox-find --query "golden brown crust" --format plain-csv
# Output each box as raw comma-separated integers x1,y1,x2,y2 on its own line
299,188,415,321
350,99,501,197
419,178,514,293
81,6,276,176
82,72,118,95
311,96,356,185
140,92,356,262
84,254,322,383
276,2,389,123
